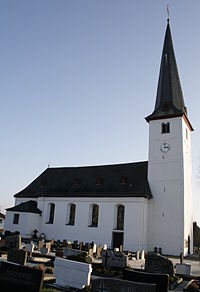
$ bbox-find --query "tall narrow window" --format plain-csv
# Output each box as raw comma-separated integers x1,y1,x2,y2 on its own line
47,203,55,224
67,203,76,225
161,122,170,134
116,205,125,230
13,214,19,224
89,204,99,227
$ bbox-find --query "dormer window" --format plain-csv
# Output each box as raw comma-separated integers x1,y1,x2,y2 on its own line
163,101,169,111
40,181,45,188
161,122,170,134
120,176,127,185
73,178,79,187
96,177,102,186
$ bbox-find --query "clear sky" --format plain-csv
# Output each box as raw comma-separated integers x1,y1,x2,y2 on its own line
1,1,200,222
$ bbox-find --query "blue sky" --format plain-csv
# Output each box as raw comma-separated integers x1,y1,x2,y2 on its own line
1,1,200,222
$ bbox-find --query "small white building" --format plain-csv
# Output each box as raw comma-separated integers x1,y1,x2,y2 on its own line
0,212,5,231
4,21,193,256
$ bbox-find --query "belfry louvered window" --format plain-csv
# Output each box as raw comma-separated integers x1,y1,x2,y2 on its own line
161,122,170,134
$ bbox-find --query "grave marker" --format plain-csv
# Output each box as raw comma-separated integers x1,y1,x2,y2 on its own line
96,245,102,258
26,243,34,255
123,269,169,292
92,277,156,292
7,249,27,266
145,253,174,276
0,261,44,292
40,247,48,255
38,240,43,251
63,248,88,258
5,235,21,250
54,257,92,289
79,241,83,250
101,250,128,268
73,240,78,249
0,239,5,248
45,242,51,253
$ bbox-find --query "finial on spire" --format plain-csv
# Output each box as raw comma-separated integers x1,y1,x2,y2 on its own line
167,4,170,23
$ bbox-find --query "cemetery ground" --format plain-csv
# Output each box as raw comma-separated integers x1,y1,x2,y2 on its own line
0,233,200,291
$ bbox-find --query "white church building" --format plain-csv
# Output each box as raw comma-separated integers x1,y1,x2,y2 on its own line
4,21,193,256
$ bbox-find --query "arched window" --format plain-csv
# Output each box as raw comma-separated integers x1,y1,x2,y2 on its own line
116,205,124,230
161,122,170,134
47,203,55,224
89,204,99,227
67,203,76,225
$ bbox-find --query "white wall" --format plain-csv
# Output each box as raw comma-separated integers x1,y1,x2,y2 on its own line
0,217,4,230
35,196,149,251
4,211,41,238
182,118,193,254
148,116,193,255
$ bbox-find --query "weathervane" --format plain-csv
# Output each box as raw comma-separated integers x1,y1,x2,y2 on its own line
167,4,170,23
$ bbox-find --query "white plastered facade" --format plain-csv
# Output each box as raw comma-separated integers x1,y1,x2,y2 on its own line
147,116,193,255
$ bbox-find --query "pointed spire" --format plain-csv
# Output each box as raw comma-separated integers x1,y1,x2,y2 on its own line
146,21,192,129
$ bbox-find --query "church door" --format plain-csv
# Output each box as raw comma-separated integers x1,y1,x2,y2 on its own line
112,232,123,249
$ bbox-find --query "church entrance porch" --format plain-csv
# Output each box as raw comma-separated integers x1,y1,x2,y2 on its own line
112,231,124,249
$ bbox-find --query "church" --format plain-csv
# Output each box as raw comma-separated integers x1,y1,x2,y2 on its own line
4,21,193,256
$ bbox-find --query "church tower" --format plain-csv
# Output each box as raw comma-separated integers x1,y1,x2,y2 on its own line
146,21,193,255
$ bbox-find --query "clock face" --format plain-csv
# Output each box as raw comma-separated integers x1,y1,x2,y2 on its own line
160,141,171,153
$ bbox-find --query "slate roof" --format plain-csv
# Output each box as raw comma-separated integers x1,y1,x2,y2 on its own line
145,21,193,130
6,200,42,214
14,161,152,199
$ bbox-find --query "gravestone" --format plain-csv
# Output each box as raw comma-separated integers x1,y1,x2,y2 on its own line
63,248,88,258
141,250,145,260
45,242,51,253
101,250,128,268
38,240,43,250
96,245,102,258
145,253,174,276
123,269,169,292
40,247,48,255
79,241,83,250
84,243,91,252
88,248,94,257
93,243,97,254
136,250,140,260
176,263,191,275
7,249,27,266
0,261,44,292
92,277,156,292
67,241,72,249
5,235,21,250
54,257,92,289
73,240,78,249
55,249,64,257
0,239,5,248
26,243,34,255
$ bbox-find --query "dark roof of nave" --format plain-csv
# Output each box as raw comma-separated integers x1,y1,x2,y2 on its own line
6,200,42,214
14,161,152,199
145,22,193,130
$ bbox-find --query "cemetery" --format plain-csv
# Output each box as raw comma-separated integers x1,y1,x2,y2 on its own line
0,232,200,291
